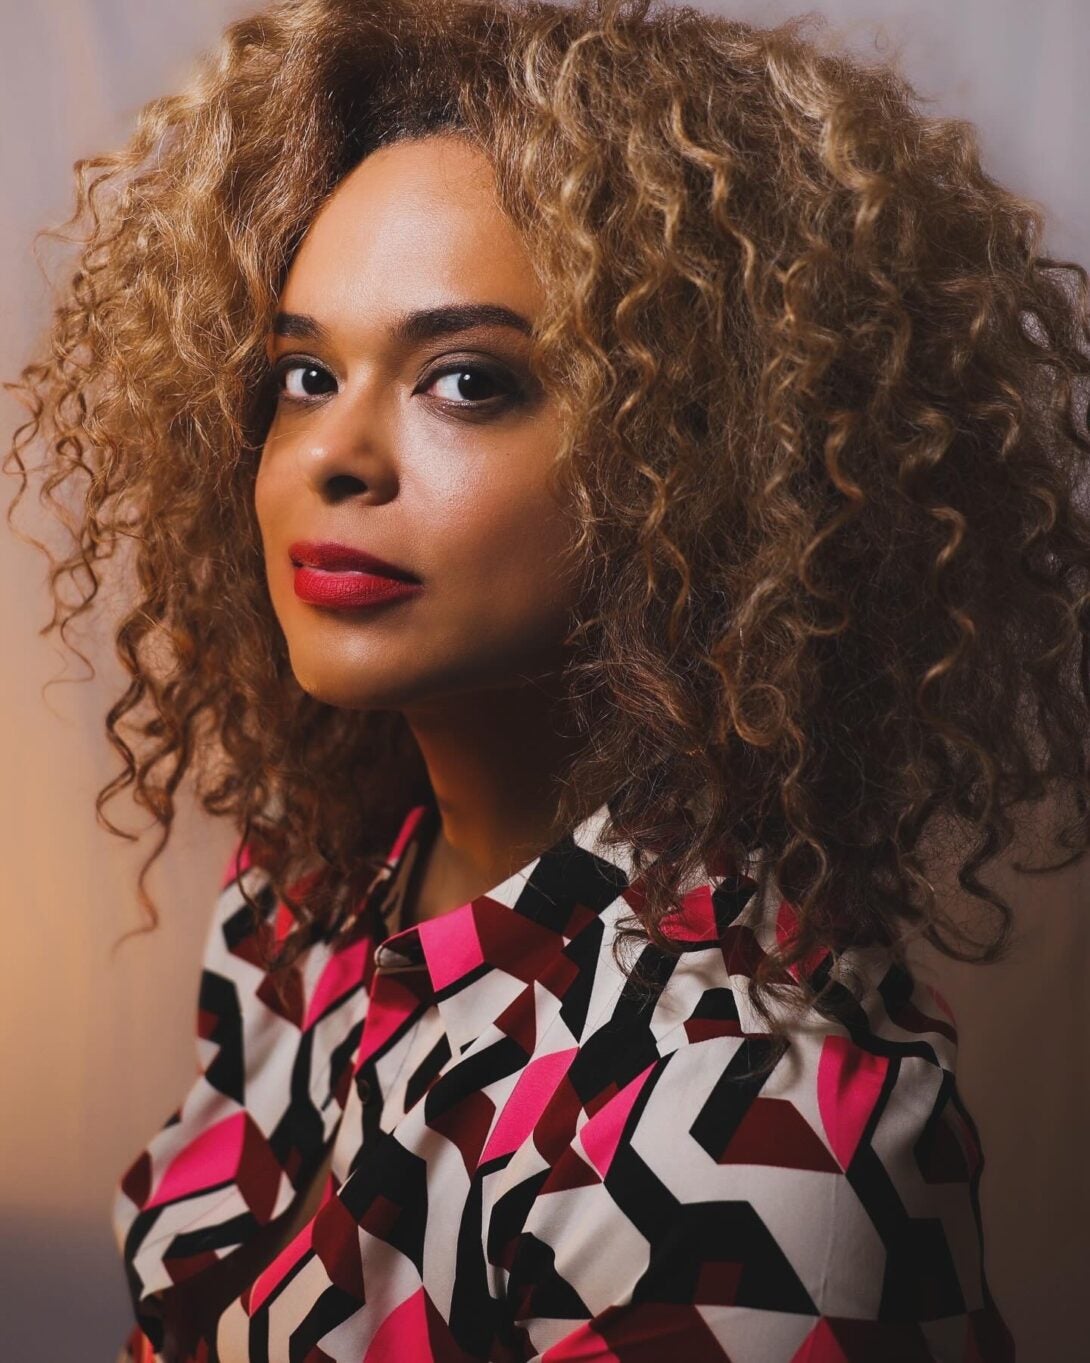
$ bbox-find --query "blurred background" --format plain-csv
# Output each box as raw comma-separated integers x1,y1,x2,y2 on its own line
0,0,1086,1358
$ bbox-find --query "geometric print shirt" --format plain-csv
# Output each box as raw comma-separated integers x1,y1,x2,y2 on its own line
112,797,1016,1362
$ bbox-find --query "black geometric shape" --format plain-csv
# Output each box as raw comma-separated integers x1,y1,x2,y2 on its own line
557,915,606,1041
448,1170,502,1357
690,1035,778,1160
605,1130,817,1315
487,1166,551,1269
288,1283,369,1359
170,1207,260,1257
632,1198,818,1316
880,1215,967,1320
198,971,245,1104
222,882,278,948
337,1129,430,1277
266,1028,325,1177
514,838,630,935
404,1031,453,1114
689,987,742,1025
423,1034,526,1126
566,1014,666,1114
507,1232,591,1321
325,1016,365,1112
712,876,760,930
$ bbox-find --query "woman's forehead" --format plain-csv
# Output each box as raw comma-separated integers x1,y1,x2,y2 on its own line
278,135,541,335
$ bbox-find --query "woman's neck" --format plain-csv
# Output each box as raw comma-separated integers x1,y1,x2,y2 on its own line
396,674,595,926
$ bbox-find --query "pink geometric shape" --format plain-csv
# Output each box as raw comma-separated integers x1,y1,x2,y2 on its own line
364,1285,434,1363
145,1111,246,1208
539,1318,621,1360
273,899,295,945
388,804,430,863
304,934,369,1031
662,884,717,943
480,1048,578,1165
354,973,427,1072
540,1302,728,1359
817,1034,890,1171
775,898,832,980
580,1061,657,1180
789,1317,853,1363
418,905,485,992
247,1217,315,1314
221,839,253,889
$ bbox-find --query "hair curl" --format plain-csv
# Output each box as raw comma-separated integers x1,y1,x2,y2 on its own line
7,0,1090,1072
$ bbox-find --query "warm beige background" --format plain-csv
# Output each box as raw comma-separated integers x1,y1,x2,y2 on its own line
1,1,1086,1358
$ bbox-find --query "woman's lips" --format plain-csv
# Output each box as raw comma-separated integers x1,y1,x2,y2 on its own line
292,565,423,609
287,539,422,609
287,538,418,579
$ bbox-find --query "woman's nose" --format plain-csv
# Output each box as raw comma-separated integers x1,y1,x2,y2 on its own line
294,384,399,503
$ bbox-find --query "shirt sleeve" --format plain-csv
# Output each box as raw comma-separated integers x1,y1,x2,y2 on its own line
111,838,353,1357
503,969,1016,1363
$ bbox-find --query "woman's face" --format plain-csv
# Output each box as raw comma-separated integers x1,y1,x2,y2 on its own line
256,133,579,713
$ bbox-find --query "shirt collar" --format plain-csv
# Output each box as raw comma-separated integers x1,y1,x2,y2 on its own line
356,797,641,1056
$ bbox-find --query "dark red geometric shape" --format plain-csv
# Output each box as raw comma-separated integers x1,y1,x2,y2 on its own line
715,1096,841,1173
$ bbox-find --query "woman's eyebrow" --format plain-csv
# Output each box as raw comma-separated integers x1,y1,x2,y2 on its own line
270,302,533,346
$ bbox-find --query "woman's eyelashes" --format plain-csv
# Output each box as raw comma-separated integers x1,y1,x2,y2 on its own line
274,358,337,401
424,364,517,406
270,354,525,413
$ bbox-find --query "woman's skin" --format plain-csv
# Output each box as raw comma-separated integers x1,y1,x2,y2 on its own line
158,133,598,1356
257,131,595,931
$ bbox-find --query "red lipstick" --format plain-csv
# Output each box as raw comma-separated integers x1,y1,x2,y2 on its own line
288,540,422,610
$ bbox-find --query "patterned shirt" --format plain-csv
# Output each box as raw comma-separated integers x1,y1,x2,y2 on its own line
112,798,1016,1362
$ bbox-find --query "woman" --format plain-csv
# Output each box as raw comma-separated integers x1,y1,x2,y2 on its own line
8,0,1087,1356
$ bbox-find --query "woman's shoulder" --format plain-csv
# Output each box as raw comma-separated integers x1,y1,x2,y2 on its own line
506,871,1013,1359
111,837,361,1331
611,871,974,1227
632,926,971,1210
616,860,962,1072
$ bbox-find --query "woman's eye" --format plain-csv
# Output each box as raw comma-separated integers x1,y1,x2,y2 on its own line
276,361,337,401
425,365,512,406
271,357,522,411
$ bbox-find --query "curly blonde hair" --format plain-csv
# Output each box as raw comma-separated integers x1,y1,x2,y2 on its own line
8,0,1090,1068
